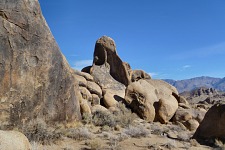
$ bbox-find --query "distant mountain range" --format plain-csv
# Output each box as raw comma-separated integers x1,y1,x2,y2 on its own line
164,76,225,93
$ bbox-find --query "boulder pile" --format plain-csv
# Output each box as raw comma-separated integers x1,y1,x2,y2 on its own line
76,35,202,131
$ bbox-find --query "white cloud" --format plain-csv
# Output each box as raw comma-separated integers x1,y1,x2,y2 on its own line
72,59,92,70
148,72,158,77
182,65,191,69
179,65,191,71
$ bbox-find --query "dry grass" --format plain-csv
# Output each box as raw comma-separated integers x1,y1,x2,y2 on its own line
92,110,116,127
215,139,225,150
64,127,94,140
85,138,103,150
123,125,150,138
21,118,61,144
83,102,137,128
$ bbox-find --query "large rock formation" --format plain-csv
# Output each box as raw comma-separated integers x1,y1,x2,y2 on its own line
193,104,225,142
125,79,157,122
92,36,131,87
89,36,131,109
79,35,182,124
0,0,81,126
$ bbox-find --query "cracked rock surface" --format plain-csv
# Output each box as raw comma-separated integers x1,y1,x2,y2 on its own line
0,0,81,126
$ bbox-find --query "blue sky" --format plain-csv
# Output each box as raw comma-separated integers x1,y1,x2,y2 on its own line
39,0,225,80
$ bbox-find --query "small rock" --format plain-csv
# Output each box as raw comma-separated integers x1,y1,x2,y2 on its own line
184,119,199,131
103,90,119,108
178,103,190,109
91,105,108,113
79,87,92,101
87,81,102,97
80,100,91,114
74,74,87,87
74,70,94,81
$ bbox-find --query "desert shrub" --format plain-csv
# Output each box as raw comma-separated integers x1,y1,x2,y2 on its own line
108,137,121,150
82,102,136,128
215,139,225,150
92,111,116,127
113,102,137,128
161,139,177,150
167,124,185,132
150,123,166,135
177,131,191,141
64,127,94,140
123,125,150,138
31,141,42,150
22,118,61,144
86,138,102,150
82,113,92,124
101,125,111,131
190,139,199,147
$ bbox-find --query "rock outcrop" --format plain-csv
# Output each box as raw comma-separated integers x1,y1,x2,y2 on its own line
78,36,183,124
0,130,31,150
92,36,131,86
89,36,131,109
0,0,81,126
125,79,157,122
193,104,225,142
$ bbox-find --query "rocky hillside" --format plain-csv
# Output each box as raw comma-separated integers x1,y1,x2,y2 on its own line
164,76,225,93
1,1,225,149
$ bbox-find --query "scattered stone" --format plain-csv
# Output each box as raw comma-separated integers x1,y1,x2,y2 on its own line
179,103,190,109
184,119,199,131
173,108,192,123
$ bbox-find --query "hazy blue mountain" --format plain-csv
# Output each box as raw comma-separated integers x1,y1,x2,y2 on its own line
164,76,224,93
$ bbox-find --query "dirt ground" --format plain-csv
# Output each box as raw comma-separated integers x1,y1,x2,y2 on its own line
31,119,212,150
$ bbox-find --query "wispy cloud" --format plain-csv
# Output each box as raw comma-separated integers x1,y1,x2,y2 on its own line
148,72,170,79
148,72,158,77
182,65,191,69
72,59,92,70
179,65,191,71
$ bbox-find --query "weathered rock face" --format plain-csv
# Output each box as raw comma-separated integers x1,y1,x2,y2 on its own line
0,0,81,126
92,36,131,86
193,104,225,141
145,79,179,123
90,36,131,108
125,79,157,122
156,96,178,124
0,130,31,150
131,70,151,82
